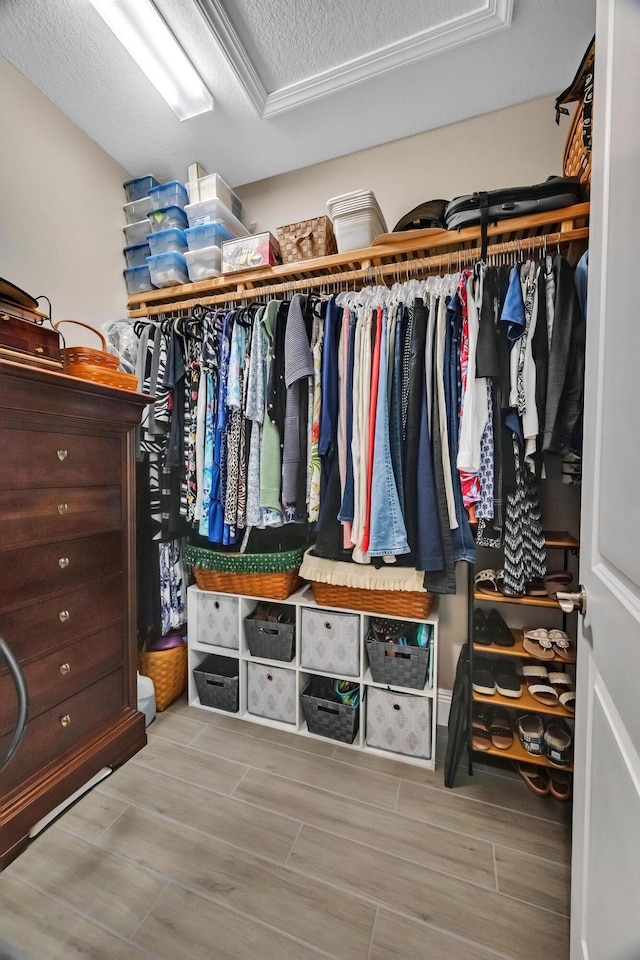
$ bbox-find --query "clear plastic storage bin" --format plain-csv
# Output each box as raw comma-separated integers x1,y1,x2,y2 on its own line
184,197,248,238
147,228,188,256
149,180,189,211
124,243,151,268
186,173,244,223
123,219,151,247
124,264,155,295
184,245,222,281
123,196,152,224
147,251,190,288
147,206,188,232
123,175,158,203
185,221,234,252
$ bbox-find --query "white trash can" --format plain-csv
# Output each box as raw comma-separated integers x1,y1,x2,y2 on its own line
137,671,156,727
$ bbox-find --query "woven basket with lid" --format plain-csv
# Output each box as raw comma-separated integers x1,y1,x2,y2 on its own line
276,216,337,264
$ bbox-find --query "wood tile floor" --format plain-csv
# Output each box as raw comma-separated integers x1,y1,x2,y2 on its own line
0,699,572,960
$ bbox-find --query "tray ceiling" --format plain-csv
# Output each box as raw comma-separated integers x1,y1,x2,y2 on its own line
0,0,595,187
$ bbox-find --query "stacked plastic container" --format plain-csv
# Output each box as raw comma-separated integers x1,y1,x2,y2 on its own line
184,173,248,282
326,190,387,253
123,175,157,294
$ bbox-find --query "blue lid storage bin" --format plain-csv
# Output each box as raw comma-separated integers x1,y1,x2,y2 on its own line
123,175,158,203
149,180,188,211
147,251,190,288
124,243,151,268
147,228,188,256
124,264,155,295
147,206,188,233
185,197,247,238
185,221,234,252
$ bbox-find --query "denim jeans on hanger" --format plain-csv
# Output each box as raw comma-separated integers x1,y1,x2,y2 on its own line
444,295,477,563
369,308,410,557
388,306,405,514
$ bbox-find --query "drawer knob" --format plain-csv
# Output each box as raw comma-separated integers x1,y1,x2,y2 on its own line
57,449,68,461
59,610,70,623
36,347,44,355
266,674,273,682
59,662,71,676
57,503,68,515
60,714,71,728
324,621,333,630
58,557,69,569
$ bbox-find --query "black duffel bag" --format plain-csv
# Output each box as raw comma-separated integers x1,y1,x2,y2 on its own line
444,176,585,232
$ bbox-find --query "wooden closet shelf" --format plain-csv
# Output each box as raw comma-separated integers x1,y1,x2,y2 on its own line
474,591,564,609
544,530,580,550
473,686,575,718
127,203,590,318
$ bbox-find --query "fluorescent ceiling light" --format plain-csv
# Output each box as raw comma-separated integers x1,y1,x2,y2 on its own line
88,0,213,120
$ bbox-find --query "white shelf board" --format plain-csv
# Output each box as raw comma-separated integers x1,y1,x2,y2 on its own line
299,665,362,683
190,641,240,657
361,741,435,770
362,667,434,698
240,711,298,732
242,652,297,669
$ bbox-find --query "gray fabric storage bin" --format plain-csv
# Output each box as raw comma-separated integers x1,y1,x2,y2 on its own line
301,608,360,677
366,687,432,759
247,662,297,724
366,638,429,689
301,681,359,744
196,592,239,649
245,618,295,662
193,654,239,713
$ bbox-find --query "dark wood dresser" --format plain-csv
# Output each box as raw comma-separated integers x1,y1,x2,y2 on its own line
0,359,148,868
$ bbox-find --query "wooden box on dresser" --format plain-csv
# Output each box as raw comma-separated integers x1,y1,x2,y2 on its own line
0,358,149,869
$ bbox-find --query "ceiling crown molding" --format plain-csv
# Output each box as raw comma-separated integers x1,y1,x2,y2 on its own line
195,0,513,118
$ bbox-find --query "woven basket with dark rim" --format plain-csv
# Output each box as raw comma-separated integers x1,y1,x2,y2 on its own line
310,582,434,619
276,216,337,264
564,101,592,195
138,642,187,711
186,545,305,600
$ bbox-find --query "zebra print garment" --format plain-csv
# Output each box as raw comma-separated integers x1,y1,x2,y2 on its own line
502,432,546,596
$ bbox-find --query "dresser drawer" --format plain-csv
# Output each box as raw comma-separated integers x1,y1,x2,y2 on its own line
0,575,123,666
0,532,122,612
0,669,124,794
0,487,121,549
0,622,123,736
0,428,121,489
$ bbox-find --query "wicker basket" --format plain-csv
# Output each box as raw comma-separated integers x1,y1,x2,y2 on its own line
276,216,337,264
564,101,592,195
185,545,305,600
54,319,138,391
138,643,187,711
310,582,434,619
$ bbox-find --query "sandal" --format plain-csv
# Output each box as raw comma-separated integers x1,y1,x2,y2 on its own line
525,578,548,597
548,768,572,802
489,708,513,750
515,761,550,797
544,720,573,767
522,664,559,706
548,672,575,713
473,608,492,645
517,713,545,756
494,659,522,698
486,609,515,647
474,569,499,596
472,708,492,751
522,628,555,660
548,629,575,661
472,657,496,696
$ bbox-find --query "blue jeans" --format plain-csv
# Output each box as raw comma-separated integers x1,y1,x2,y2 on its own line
444,296,476,563
369,309,410,557
388,307,405,514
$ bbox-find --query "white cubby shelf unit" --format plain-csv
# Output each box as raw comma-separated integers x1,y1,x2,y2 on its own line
186,583,439,770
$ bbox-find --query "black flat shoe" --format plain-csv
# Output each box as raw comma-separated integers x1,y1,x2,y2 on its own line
473,608,492,645
487,608,515,647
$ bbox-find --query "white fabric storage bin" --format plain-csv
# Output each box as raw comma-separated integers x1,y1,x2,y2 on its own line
365,687,432,759
196,592,239,649
247,662,297,724
301,608,360,677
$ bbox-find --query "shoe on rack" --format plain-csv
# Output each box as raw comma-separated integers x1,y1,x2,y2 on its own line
472,708,493,751
473,608,492,645
517,713,545,756
489,708,514,750
515,761,550,798
544,720,573,767
486,609,515,647
472,658,496,696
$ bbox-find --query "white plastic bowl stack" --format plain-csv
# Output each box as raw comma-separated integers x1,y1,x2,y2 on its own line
326,189,387,253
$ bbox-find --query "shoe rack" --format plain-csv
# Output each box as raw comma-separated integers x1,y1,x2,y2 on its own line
467,530,579,786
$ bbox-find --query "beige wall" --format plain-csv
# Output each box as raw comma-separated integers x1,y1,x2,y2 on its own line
237,95,568,696
237,95,566,236
0,56,130,347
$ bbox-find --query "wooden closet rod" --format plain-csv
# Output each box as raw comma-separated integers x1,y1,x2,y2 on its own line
129,226,589,319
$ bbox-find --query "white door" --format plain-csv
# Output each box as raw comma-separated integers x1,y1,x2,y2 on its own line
571,1,640,957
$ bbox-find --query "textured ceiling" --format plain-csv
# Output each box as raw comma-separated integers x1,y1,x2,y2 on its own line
0,0,595,188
